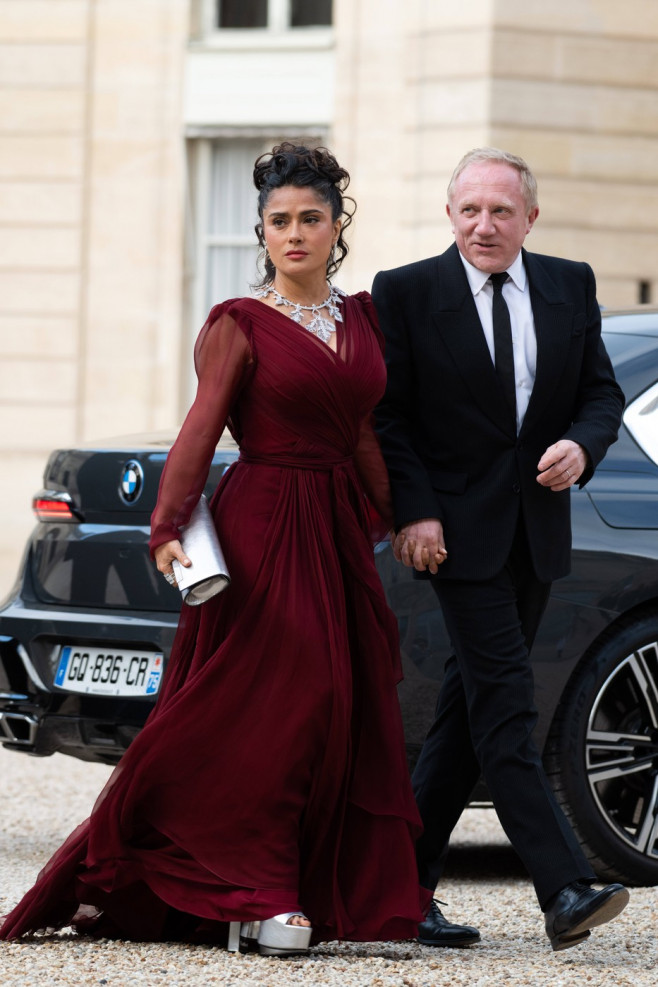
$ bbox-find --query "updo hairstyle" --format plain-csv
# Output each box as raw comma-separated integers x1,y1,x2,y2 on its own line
253,142,355,285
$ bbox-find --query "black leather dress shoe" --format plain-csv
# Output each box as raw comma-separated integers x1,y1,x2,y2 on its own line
544,881,629,951
417,899,480,947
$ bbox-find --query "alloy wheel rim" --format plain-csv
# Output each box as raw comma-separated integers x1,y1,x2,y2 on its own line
585,642,658,860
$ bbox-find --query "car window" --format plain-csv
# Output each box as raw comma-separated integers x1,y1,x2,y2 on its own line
602,331,658,364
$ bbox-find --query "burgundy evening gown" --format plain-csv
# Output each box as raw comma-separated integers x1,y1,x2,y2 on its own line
0,293,429,944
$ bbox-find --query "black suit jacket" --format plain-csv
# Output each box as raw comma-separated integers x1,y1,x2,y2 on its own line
372,243,624,582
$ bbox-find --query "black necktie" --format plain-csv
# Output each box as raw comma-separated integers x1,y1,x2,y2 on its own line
489,272,516,427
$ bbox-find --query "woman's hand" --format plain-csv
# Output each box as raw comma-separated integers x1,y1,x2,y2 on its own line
154,539,191,585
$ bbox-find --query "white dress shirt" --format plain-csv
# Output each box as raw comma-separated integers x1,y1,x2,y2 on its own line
459,251,537,432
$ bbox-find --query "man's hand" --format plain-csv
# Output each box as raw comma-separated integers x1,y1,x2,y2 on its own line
393,518,447,573
536,440,587,491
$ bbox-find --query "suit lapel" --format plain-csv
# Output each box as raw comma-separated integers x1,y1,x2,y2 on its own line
521,250,575,434
433,244,515,437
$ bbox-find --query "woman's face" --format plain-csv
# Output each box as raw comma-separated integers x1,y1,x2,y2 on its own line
262,185,341,284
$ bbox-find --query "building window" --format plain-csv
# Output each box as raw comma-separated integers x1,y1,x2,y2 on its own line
186,134,324,402
216,0,332,29
219,0,268,28
186,139,264,401
290,0,332,26
639,280,652,304
204,141,263,311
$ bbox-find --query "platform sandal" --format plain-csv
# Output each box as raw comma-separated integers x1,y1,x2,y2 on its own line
227,913,312,957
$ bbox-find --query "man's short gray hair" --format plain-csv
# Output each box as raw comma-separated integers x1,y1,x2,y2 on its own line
447,147,538,211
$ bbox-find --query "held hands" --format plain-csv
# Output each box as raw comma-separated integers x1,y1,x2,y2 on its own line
393,518,447,574
536,440,587,491
391,443,584,575
154,539,191,584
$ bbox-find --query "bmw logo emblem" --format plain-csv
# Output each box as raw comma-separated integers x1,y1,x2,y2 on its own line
120,460,144,504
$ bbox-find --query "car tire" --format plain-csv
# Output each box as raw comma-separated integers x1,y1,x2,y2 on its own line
545,610,658,886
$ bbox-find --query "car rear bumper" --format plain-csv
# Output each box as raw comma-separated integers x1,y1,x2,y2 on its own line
0,595,177,762
0,703,144,763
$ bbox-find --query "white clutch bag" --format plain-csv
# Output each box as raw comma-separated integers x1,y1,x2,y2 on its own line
171,495,230,606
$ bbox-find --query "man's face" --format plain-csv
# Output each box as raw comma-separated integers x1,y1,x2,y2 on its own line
447,161,539,273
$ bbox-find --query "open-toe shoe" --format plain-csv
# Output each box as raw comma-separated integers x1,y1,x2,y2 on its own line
257,912,312,956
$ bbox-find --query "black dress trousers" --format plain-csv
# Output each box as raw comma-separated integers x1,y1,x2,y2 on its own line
411,519,595,908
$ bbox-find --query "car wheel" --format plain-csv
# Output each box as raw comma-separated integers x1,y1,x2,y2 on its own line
545,611,658,886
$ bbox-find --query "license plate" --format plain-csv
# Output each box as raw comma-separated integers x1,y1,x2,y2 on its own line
54,646,164,697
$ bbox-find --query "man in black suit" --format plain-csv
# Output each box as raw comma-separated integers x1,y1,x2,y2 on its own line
372,148,628,951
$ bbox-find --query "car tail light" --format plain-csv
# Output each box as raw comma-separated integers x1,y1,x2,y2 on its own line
32,492,79,522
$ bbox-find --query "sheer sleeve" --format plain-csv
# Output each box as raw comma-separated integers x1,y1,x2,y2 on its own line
353,416,395,539
149,304,253,556
349,291,394,538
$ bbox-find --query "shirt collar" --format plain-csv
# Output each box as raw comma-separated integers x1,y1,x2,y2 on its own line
458,250,526,295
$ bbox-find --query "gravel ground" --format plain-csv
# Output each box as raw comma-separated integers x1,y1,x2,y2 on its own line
1,746,656,987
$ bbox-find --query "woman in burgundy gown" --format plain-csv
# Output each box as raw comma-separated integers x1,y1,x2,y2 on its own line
0,143,429,954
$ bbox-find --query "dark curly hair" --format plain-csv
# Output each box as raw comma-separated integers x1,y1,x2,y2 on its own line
253,142,355,285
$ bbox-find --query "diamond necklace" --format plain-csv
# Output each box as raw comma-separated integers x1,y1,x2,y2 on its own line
253,282,345,344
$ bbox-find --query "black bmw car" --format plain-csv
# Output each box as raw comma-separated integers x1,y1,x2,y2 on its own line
1,309,657,887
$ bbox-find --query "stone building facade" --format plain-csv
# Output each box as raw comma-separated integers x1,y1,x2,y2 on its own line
1,0,657,591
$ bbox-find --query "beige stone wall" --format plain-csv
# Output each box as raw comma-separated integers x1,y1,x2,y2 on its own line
332,0,496,291
334,0,658,310
0,0,188,596
489,0,658,306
